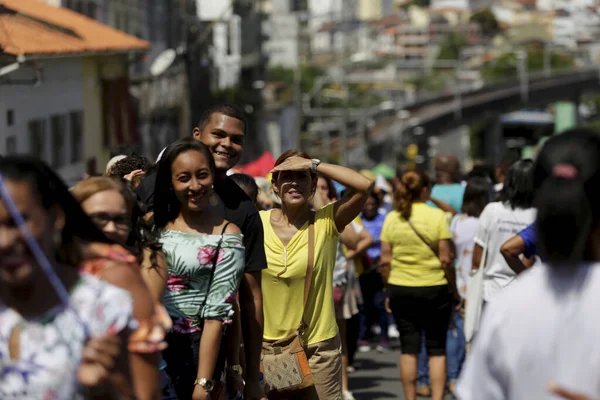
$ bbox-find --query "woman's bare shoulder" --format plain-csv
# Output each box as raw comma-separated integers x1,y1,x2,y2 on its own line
222,220,241,234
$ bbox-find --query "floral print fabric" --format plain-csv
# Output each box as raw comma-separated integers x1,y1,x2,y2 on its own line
0,274,134,399
80,243,172,353
159,230,245,333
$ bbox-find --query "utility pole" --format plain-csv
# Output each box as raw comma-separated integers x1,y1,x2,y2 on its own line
543,42,552,78
294,15,303,150
454,52,463,120
516,50,529,103
340,20,349,166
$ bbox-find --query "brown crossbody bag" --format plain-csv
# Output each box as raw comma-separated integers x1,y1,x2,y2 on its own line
261,214,315,395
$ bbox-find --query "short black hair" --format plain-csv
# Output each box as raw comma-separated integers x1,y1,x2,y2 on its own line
230,173,259,204
497,149,521,174
466,164,497,184
461,177,492,218
499,159,534,209
196,104,247,134
153,138,216,229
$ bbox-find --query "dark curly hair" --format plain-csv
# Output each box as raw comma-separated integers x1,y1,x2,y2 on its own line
106,155,152,184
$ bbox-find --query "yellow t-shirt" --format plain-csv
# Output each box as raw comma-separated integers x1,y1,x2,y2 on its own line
261,203,340,345
380,203,452,287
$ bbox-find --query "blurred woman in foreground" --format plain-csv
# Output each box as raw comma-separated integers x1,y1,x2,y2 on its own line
457,128,600,399
0,156,135,398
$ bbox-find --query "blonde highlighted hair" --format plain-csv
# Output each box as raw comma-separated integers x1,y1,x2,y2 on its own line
71,177,136,216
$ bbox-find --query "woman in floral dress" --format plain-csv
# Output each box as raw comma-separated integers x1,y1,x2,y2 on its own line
153,138,245,400
0,156,135,398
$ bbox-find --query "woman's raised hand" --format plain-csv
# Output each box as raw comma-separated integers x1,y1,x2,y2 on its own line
270,157,312,173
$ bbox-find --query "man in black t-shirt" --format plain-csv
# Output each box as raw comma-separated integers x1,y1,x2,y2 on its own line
194,106,266,400
137,104,267,400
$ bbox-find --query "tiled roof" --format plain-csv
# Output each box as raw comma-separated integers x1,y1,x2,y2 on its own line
0,0,149,56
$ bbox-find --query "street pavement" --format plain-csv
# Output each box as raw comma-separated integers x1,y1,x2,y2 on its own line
348,342,455,400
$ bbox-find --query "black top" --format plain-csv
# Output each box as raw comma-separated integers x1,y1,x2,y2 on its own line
213,177,267,273
136,173,266,273
136,171,156,212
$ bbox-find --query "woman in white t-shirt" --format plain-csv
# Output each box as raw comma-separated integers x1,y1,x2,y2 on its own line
472,160,536,304
446,177,492,392
458,128,600,400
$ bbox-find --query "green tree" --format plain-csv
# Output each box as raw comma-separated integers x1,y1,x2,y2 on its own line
438,33,467,60
482,48,575,81
470,9,500,37
265,65,324,103
412,0,431,6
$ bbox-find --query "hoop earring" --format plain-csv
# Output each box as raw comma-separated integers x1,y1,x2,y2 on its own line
53,229,63,248
209,184,218,206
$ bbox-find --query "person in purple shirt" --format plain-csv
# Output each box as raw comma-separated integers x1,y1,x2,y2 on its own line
500,223,537,274
357,192,390,353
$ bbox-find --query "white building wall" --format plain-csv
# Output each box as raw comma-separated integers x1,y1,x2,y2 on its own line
553,16,577,47
312,31,331,53
537,0,596,12
430,0,493,10
0,59,86,184
263,14,300,67
212,17,242,89
197,0,233,20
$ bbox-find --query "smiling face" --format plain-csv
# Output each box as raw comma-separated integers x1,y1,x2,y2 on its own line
273,170,315,208
171,149,214,213
0,179,64,287
194,113,245,174
80,189,130,244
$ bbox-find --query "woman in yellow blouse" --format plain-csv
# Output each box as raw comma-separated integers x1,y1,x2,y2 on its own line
380,170,459,400
261,150,373,399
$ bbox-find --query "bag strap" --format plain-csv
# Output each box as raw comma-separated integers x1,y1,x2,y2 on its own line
478,230,489,272
200,222,229,312
406,218,437,256
300,213,316,328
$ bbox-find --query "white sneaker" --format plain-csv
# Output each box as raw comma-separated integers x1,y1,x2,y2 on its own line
343,391,356,400
347,365,356,373
372,325,382,336
358,344,371,353
376,344,391,353
388,324,400,339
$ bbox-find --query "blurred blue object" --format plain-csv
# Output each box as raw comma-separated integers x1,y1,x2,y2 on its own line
334,181,346,196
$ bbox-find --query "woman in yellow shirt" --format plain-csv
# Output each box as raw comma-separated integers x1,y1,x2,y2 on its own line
261,150,373,399
380,170,459,400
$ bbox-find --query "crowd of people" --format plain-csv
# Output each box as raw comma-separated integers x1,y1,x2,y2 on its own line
0,101,599,400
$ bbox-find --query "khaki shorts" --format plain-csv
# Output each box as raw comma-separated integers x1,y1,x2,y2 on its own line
270,334,342,400
305,333,343,400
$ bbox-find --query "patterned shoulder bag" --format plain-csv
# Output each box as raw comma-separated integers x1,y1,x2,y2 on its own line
261,214,315,395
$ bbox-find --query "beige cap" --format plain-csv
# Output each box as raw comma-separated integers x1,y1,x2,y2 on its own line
105,155,127,173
